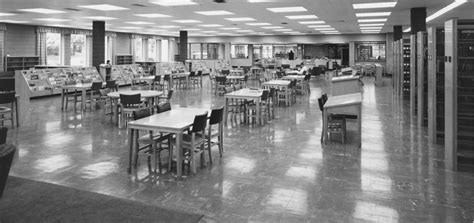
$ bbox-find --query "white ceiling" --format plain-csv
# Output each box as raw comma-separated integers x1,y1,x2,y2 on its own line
0,0,472,36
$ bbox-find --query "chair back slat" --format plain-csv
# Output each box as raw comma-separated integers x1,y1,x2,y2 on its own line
0,92,15,104
156,103,171,113
120,94,141,107
133,108,151,120
91,82,102,91
209,106,224,125
192,112,208,133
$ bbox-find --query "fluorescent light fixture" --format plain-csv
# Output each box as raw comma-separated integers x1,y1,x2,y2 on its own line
225,17,255,21
0,13,16,16
353,2,397,9
156,25,180,28
275,29,292,31
184,28,201,31
314,28,336,31
82,16,117,20
220,27,240,30
201,30,219,33
283,31,302,34
246,22,272,26
298,21,325,24
426,0,467,23
236,30,253,32
262,26,283,29
358,18,388,23
355,12,391,17
321,31,339,33
0,20,29,23
360,27,382,30
199,24,223,27
404,27,411,33
172,20,201,23
35,18,70,22
285,15,318,20
47,24,69,27
134,13,171,18
359,23,385,27
78,4,129,11
18,8,66,14
125,21,154,25
322,32,341,35
308,25,331,28
118,26,142,29
267,7,307,13
150,0,197,6
147,29,167,32
217,32,233,35
195,10,234,16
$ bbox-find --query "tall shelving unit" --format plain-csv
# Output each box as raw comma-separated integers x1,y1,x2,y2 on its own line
402,39,411,98
428,27,445,143
115,55,133,65
444,19,474,172
4,56,40,72
410,35,418,118
417,31,428,126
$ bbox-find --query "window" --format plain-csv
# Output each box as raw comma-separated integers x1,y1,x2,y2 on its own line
148,39,157,61
190,43,201,60
355,42,386,61
262,45,273,59
70,34,86,66
105,36,112,64
161,39,169,62
207,43,219,60
134,37,143,61
46,33,61,65
253,45,262,60
231,44,248,59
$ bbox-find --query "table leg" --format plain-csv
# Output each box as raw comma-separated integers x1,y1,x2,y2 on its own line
15,98,19,127
223,97,228,126
61,89,65,111
186,76,189,89
128,128,134,173
176,132,183,177
81,89,86,111
257,98,261,125
150,130,157,172
358,105,362,148
323,109,328,144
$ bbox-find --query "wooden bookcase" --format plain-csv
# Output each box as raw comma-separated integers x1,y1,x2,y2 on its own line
5,56,40,72
444,19,474,172
417,31,428,126
402,39,411,98
410,35,418,117
115,55,133,65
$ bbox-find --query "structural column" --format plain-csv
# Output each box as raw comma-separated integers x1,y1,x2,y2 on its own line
179,31,188,62
409,7,426,118
0,24,6,71
393,25,402,41
92,21,105,67
63,34,71,66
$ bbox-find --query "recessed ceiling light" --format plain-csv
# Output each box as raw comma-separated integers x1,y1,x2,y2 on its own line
359,23,385,27
225,17,255,21
19,8,66,14
195,10,234,16
403,27,411,33
236,30,253,32
125,21,154,25
298,21,325,24
150,0,197,6
358,18,388,23
0,13,16,16
267,7,307,13
184,28,201,31
314,28,335,31
82,16,117,20
199,24,223,27
78,4,129,11
156,25,180,28
172,20,201,23
134,13,171,18
285,15,318,20
262,26,282,29
118,26,142,29
246,23,272,26
355,12,391,17
202,30,219,33
353,2,397,9
35,18,70,22
275,29,292,31
0,20,29,23
220,27,240,30
308,25,331,28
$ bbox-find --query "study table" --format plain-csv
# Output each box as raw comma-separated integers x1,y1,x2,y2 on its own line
262,80,291,90
224,88,264,125
61,82,103,112
131,76,155,90
323,93,362,147
331,75,362,96
127,107,208,177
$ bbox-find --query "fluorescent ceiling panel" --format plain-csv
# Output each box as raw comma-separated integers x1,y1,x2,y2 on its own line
298,21,325,24
314,28,335,31
125,21,154,25
360,27,383,30
353,2,397,9
358,18,388,23
201,30,218,33
426,0,467,22
283,31,302,34
246,23,272,26
403,27,411,32
156,25,180,28
146,29,167,32
134,13,171,18
35,18,70,22
172,20,201,23
267,7,307,13
150,0,197,6
0,13,16,16
262,26,283,29
118,26,142,29
355,12,391,17
199,24,223,27
82,16,117,20
308,25,331,28
195,10,234,16
184,28,201,31
18,8,66,14
0,20,29,23
275,29,292,31
285,15,318,20
225,17,255,21
359,23,385,27
220,27,240,30
236,30,253,32
78,4,129,11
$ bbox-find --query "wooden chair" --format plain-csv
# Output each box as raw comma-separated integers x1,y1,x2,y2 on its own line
152,75,165,91
0,127,6,145
0,144,15,199
0,92,16,128
63,80,81,111
85,82,103,111
158,89,174,104
205,106,224,162
170,112,208,174
215,76,227,95
119,94,147,128
246,90,269,124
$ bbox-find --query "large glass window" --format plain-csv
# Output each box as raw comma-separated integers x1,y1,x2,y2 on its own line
262,45,273,59
161,39,169,62
46,33,61,65
231,44,248,59
208,43,218,59
253,45,262,60
70,34,86,66
134,37,143,61
190,43,201,59
148,39,157,61
355,42,386,61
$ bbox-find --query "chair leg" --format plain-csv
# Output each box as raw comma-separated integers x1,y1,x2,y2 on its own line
208,128,212,164
190,149,197,174
168,141,173,171
10,110,14,129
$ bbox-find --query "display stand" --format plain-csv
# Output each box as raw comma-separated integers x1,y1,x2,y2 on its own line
116,55,133,65
410,35,418,118
15,70,30,125
428,27,445,143
402,39,411,98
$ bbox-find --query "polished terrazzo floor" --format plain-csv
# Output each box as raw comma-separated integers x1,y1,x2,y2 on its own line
4,76,474,222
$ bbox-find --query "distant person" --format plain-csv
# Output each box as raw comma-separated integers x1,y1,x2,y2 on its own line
288,50,295,60
105,60,112,81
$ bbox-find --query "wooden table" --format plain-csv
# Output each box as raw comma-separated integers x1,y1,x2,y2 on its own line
61,83,98,111
131,76,155,90
127,107,208,177
331,75,361,96
323,93,362,147
169,72,190,89
224,88,263,125
281,75,305,81
225,75,245,84
107,90,163,127
230,69,244,75
285,70,302,75
262,80,291,90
